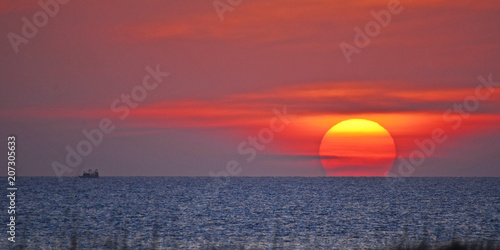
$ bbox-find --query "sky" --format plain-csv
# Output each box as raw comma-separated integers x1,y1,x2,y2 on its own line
0,0,499,177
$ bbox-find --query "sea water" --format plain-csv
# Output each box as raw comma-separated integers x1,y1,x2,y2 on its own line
3,177,499,249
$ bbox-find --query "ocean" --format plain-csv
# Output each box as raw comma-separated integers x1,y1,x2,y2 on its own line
3,177,499,249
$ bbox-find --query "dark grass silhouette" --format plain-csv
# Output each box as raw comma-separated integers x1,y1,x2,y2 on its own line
9,232,500,249
9,215,500,249
394,240,500,250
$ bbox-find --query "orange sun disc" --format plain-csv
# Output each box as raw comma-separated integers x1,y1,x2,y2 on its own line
319,119,396,176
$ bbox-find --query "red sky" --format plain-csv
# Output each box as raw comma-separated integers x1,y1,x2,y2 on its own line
1,0,499,176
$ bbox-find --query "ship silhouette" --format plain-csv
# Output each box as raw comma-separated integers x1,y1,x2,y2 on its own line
80,169,99,178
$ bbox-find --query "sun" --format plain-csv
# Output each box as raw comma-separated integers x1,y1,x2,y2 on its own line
319,119,396,176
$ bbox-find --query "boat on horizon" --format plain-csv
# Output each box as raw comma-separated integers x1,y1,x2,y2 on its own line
80,169,99,178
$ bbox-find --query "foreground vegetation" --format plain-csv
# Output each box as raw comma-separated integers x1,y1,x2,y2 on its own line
8,236,500,249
